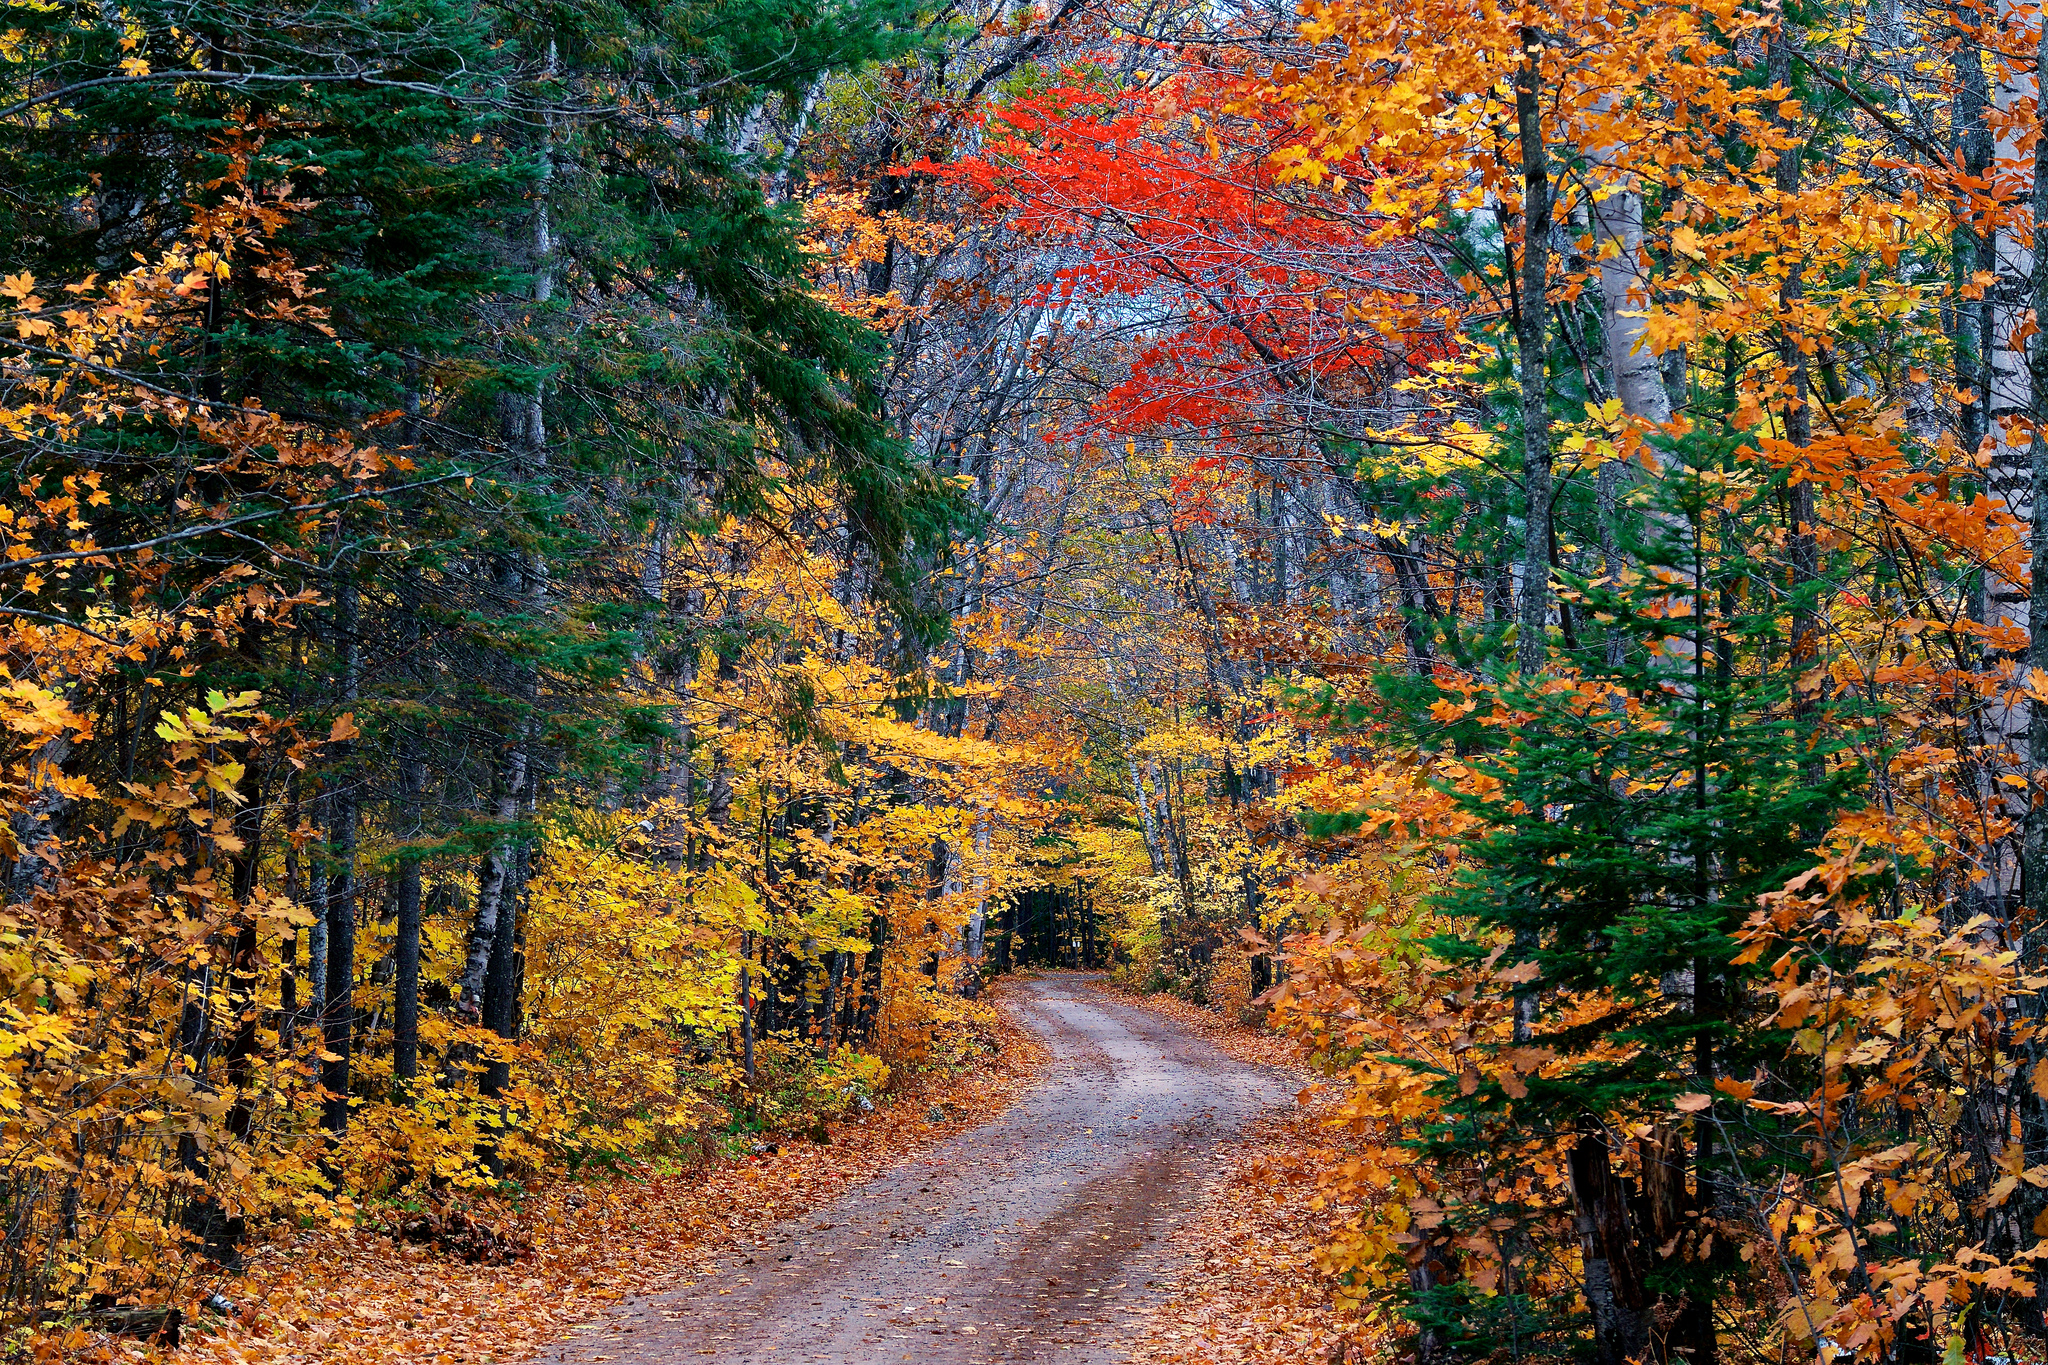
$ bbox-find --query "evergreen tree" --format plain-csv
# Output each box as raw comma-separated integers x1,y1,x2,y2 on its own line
1312,429,1861,1365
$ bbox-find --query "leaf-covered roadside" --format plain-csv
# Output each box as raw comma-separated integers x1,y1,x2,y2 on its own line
38,997,1046,1365
1101,989,1367,1365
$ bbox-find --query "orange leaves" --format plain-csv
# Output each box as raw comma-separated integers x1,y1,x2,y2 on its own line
1727,852,2048,1355
112,1029,1043,1365
0,680,88,743
800,192,956,332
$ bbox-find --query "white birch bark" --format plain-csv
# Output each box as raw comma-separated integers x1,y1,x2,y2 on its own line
1980,0,2036,906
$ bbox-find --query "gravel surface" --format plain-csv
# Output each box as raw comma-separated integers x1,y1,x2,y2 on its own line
540,972,1295,1364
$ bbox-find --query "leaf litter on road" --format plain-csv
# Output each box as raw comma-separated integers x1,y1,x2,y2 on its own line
1105,988,1376,1365
52,1011,1046,1365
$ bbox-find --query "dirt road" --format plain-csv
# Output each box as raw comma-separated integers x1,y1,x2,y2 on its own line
540,973,1293,1364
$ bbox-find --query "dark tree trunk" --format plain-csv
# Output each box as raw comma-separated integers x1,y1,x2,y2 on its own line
392,728,425,1092
854,914,888,1042
321,799,357,1136
1513,24,1553,677
280,775,302,1051
739,931,757,1084
321,559,360,1137
393,857,423,1091
1567,1124,1652,1365
480,849,524,1097
824,950,844,1052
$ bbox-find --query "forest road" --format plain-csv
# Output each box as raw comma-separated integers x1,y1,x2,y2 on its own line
538,972,1294,1365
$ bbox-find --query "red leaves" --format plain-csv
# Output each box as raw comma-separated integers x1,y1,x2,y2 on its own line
929,62,1455,467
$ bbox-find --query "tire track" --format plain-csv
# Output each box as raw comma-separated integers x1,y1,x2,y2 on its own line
538,974,1292,1364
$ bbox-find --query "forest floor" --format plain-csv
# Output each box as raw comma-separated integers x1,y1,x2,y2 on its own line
85,982,1047,1365
530,972,1294,1364
62,974,1368,1365
1098,988,1375,1365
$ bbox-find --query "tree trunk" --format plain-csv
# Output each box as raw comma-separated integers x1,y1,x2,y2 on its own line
8,724,74,899
1982,0,2037,912
281,777,302,1051
393,742,425,1091
1514,27,1553,678
1769,27,1821,807
1567,1124,1652,1365
321,562,359,1137
739,932,757,1084
825,950,844,1051
2017,18,2048,1328
2022,8,2048,932
854,914,888,1041
306,796,328,1041
961,811,990,994
1588,139,1671,428
480,845,525,1099
1953,33,1995,463
459,753,525,1016
461,33,554,1020
393,563,427,1092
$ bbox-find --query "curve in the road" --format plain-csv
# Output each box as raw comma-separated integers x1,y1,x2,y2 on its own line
539,973,1294,1365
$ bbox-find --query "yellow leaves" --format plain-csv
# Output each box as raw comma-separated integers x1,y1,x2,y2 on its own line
260,895,318,927
203,758,247,799
1560,430,1619,468
1269,144,1325,184
0,273,33,300
118,55,150,76
801,192,954,331
0,679,87,741
1643,303,1700,355
153,704,232,747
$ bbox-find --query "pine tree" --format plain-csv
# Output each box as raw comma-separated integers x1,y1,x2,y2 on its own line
1313,428,1859,1364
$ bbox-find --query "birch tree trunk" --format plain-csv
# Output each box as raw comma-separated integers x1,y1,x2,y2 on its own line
458,40,555,1013
1982,0,2037,911
2026,0,2048,915
1585,120,1670,428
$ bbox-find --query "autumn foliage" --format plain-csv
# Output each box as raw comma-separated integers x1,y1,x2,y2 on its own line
23,0,2048,1356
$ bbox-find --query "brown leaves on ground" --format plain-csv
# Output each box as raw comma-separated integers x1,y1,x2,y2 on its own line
1126,1105,1374,1365
1099,983,1304,1071
385,1206,534,1267
1107,988,1375,1365
49,1001,1047,1365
